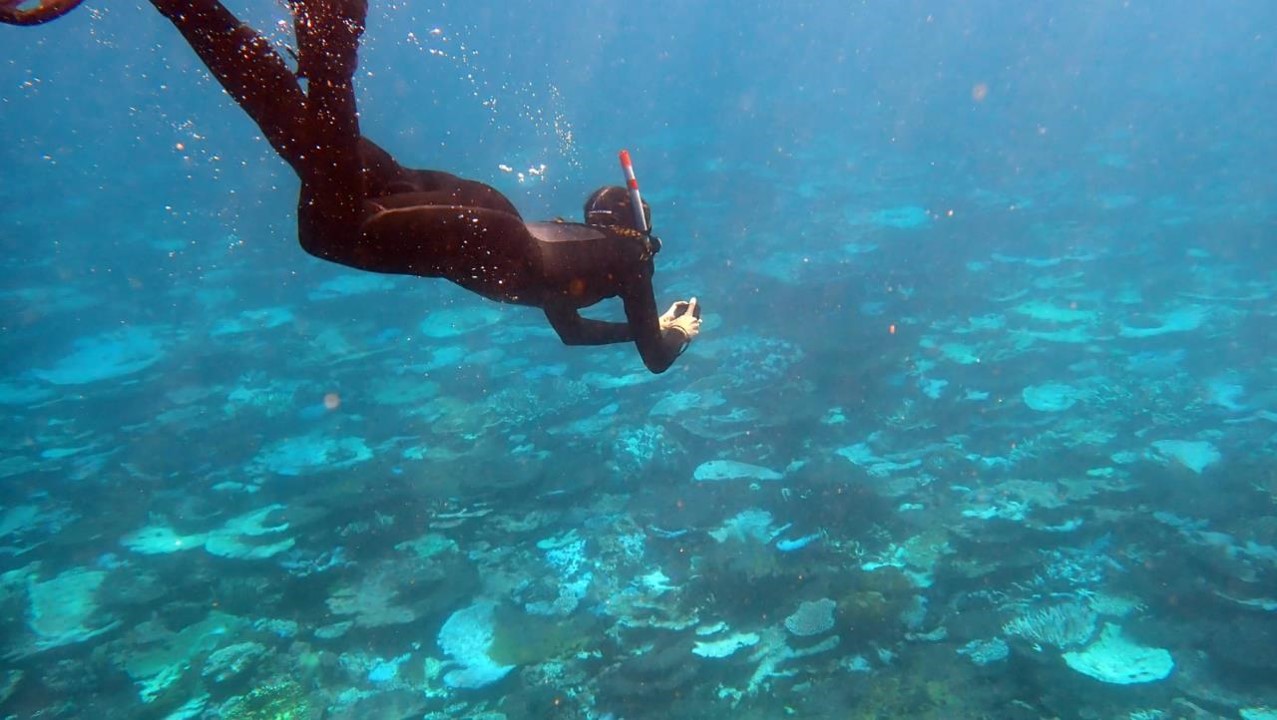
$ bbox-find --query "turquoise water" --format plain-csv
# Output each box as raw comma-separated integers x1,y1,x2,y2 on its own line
2,2,1276,718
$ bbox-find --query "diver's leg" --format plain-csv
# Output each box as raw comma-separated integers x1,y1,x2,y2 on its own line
149,0,310,173
289,0,368,254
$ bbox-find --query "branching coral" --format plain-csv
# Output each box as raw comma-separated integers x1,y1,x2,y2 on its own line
221,678,310,720
1002,602,1097,650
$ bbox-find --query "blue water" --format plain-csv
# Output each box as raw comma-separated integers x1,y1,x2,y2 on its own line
2,2,1276,718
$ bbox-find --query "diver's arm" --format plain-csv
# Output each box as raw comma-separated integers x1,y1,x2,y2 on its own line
620,277,689,375
544,291,684,373
544,304,633,346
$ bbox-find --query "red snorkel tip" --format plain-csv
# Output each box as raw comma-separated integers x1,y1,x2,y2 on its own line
616,149,648,233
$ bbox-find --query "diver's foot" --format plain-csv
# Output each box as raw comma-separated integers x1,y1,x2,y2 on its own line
0,0,86,26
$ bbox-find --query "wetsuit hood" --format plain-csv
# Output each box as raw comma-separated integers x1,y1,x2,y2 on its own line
584,185,651,232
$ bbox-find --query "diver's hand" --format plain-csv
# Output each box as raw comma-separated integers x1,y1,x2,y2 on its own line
659,300,685,325
660,297,702,342
659,297,701,323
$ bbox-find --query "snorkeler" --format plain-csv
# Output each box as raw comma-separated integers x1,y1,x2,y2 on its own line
3,0,703,374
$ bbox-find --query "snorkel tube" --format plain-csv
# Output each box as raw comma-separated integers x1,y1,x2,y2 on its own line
617,150,649,234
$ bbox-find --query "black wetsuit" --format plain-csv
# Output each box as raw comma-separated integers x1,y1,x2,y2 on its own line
347,141,689,373
12,0,691,373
